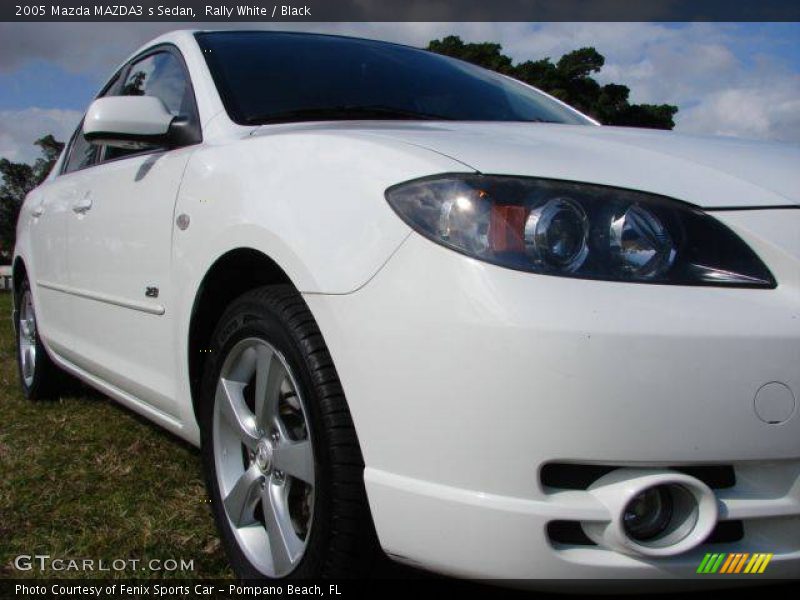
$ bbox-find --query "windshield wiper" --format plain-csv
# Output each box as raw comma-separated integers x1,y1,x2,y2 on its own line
244,105,453,125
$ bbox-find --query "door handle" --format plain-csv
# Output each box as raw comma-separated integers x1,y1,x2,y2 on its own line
31,206,44,218
72,196,93,214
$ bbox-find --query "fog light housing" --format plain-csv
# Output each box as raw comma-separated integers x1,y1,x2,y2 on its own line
584,469,718,557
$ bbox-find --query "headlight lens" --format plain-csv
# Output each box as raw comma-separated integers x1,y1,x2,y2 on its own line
385,174,775,287
525,198,589,272
610,204,676,279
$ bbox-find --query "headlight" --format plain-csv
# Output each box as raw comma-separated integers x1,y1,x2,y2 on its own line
385,174,775,287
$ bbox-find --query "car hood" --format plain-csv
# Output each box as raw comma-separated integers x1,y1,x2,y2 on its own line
258,121,800,209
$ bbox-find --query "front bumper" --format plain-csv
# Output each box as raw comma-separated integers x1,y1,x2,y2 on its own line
304,209,800,582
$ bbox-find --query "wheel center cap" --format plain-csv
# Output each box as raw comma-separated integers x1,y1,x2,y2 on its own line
254,439,273,473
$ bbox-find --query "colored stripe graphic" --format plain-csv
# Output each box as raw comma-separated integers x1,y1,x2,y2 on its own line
719,553,736,574
700,552,773,574
697,553,713,573
734,553,750,573
758,554,774,573
697,553,727,573
744,554,758,573
711,553,726,573
744,553,774,574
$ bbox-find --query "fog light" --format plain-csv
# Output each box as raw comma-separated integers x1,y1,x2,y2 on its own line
623,485,674,541
585,470,714,557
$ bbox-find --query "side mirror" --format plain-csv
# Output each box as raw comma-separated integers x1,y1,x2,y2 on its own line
83,96,199,150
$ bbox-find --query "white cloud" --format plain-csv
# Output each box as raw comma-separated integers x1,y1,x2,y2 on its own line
678,82,800,142
508,23,800,143
0,108,81,164
0,22,467,75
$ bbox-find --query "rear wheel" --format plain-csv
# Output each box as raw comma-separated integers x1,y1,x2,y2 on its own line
15,278,66,400
200,285,378,579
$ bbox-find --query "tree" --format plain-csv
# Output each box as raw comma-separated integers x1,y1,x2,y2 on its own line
0,135,64,262
427,35,677,129
428,37,514,74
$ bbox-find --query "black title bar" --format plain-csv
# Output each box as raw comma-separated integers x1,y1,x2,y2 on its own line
3,0,800,22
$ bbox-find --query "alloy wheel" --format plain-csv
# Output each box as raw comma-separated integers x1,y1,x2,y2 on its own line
213,337,315,577
18,290,37,388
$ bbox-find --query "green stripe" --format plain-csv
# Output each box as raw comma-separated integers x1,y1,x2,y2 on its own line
701,554,718,573
697,554,713,573
709,553,726,573
704,554,720,573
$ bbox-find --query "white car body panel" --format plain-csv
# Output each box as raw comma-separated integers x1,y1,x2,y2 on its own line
310,121,800,209
173,127,467,295
305,211,800,578
12,30,800,583
25,184,72,348
60,147,195,417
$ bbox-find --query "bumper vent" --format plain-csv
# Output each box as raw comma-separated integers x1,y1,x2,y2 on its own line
547,519,744,547
540,463,736,491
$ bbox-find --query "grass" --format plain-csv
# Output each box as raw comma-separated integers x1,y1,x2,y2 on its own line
0,292,233,579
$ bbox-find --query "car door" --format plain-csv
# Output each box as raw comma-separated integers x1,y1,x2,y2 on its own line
27,123,100,354
64,46,201,417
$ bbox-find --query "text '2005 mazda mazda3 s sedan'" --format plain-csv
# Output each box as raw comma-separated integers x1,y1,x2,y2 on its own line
12,30,800,585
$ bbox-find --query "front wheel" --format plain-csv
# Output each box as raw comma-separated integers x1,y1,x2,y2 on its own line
200,285,378,579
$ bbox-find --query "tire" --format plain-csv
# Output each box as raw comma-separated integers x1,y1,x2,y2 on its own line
200,285,379,579
14,277,65,400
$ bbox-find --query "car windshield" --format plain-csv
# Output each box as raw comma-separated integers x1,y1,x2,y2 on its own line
195,31,592,127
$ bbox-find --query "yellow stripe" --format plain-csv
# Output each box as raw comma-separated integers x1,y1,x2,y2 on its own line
720,553,736,573
734,553,750,573
750,554,766,573
744,554,760,573
757,553,773,574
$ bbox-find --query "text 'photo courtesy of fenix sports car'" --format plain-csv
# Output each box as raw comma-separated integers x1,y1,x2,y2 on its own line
11,30,800,586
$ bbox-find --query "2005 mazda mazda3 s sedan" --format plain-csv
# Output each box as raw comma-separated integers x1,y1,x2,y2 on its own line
12,30,800,584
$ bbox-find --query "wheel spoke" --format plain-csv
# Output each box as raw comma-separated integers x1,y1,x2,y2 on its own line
262,483,303,573
216,378,259,450
273,440,314,484
22,347,32,378
254,345,276,429
263,354,289,433
224,465,264,527
228,346,257,383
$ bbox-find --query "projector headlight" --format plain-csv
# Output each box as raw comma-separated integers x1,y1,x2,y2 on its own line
525,198,589,272
385,174,775,287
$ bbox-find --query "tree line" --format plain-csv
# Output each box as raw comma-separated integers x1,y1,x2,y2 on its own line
427,36,677,129
0,135,63,262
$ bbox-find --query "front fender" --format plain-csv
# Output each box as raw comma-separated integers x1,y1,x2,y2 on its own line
173,130,470,295
169,131,470,441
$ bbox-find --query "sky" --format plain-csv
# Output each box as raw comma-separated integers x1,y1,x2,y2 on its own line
0,21,799,164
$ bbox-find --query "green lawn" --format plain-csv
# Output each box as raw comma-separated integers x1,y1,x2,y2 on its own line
0,292,233,579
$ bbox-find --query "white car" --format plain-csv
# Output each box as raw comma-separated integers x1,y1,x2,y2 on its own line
12,30,800,584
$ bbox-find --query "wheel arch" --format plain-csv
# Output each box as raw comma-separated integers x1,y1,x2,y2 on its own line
187,247,294,420
12,256,27,294
11,257,28,328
